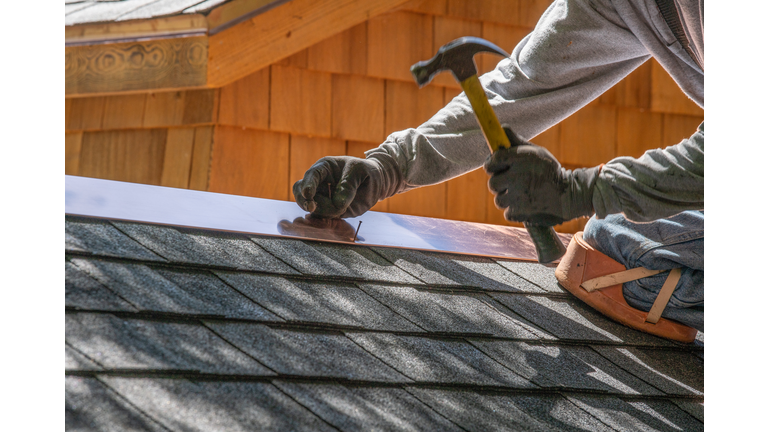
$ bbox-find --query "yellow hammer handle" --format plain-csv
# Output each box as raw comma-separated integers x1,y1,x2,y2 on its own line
459,75,511,152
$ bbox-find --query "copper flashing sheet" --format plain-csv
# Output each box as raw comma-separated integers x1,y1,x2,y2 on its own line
65,176,571,261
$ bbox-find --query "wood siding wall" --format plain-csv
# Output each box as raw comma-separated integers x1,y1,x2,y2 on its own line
64,0,704,233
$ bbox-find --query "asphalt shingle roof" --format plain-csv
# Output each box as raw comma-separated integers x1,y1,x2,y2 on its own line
65,215,704,431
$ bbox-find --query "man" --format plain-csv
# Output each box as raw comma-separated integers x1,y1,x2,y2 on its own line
293,0,703,331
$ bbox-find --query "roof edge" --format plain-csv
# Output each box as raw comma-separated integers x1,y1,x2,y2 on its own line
64,0,288,46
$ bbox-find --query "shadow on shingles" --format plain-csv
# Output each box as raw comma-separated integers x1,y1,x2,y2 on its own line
525,345,652,393
407,389,613,432
66,377,168,432
273,383,464,431
371,248,548,293
99,378,336,431
591,346,703,395
215,273,421,331
65,313,272,375
567,396,703,432
490,293,675,345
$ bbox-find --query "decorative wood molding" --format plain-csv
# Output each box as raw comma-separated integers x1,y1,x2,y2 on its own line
66,36,208,96
64,0,409,95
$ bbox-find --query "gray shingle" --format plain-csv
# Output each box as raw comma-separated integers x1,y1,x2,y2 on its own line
66,377,167,432
274,382,463,431
70,258,283,319
118,0,207,20
346,332,535,387
250,237,421,283
591,346,704,396
101,378,336,432
66,345,102,370
373,247,547,292
66,218,164,262
112,222,298,274
65,0,162,25
153,268,283,320
494,260,566,293
66,261,138,312
207,323,410,382
215,273,421,331
407,389,614,432
470,340,662,395
65,2,97,16
671,400,704,422
360,284,547,338
566,396,703,432
183,0,229,13
492,293,676,345
66,313,274,375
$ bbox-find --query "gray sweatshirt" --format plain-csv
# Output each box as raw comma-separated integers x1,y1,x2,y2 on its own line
366,0,704,222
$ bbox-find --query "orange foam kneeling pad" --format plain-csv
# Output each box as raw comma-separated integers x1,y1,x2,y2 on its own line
555,232,697,343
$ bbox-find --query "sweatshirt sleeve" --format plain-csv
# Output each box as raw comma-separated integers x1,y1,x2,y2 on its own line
593,122,704,222
365,0,651,193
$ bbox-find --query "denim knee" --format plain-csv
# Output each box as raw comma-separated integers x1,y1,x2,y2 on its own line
581,211,704,331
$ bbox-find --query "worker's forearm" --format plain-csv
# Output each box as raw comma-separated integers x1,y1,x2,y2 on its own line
365,0,650,190
593,123,704,222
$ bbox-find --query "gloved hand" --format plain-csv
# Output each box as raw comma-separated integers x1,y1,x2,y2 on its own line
292,154,402,219
484,128,601,226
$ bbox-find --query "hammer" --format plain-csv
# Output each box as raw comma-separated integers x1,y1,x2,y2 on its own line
410,36,567,264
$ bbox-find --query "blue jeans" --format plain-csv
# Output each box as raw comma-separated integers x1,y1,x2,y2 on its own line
582,210,704,331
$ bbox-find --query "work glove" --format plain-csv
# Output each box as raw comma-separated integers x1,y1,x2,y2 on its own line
484,128,601,226
292,154,402,219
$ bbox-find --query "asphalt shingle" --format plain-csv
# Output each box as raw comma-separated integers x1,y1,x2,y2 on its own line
66,345,102,370
591,346,704,396
274,382,463,431
671,400,704,422
566,396,703,432
346,332,535,387
359,283,547,338
494,259,566,293
118,0,206,21
407,389,615,432
112,222,298,274
70,258,283,319
101,378,336,432
65,260,138,312
152,268,283,320
372,247,547,292
66,313,274,375
491,293,676,346
215,273,421,331
64,214,703,430
66,218,164,262
65,0,162,25
250,237,421,283
469,340,662,395
207,323,410,382
66,377,167,432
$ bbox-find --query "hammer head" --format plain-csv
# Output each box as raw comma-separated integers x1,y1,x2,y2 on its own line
411,36,510,87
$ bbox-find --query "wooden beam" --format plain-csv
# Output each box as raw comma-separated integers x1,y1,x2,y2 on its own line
208,0,410,88
66,36,208,96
